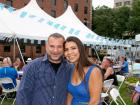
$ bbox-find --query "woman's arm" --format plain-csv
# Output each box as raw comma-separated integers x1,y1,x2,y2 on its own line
66,93,72,105
88,67,103,105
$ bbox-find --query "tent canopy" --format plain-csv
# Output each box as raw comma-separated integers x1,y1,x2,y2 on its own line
0,0,136,46
135,34,140,44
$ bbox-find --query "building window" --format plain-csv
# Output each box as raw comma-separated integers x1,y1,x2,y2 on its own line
41,40,45,45
115,2,122,7
36,45,41,53
27,39,31,44
34,40,38,44
51,0,56,6
84,7,88,14
83,18,88,26
20,45,25,53
64,0,68,10
20,39,24,43
124,1,130,6
74,3,78,12
36,0,43,6
4,45,10,52
24,0,29,4
4,0,13,6
51,10,56,17
85,0,88,3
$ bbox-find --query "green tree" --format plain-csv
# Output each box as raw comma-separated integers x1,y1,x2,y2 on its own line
92,6,114,38
127,0,140,37
92,6,131,39
113,7,131,39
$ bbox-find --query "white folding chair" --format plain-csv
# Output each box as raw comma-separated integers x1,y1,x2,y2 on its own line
109,75,125,105
135,81,139,87
110,88,126,105
104,79,114,93
0,77,20,105
101,79,114,105
116,75,125,90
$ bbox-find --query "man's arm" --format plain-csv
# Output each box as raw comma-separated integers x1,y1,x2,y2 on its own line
16,63,35,105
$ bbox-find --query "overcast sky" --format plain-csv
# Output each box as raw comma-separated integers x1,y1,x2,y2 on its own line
92,0,114,8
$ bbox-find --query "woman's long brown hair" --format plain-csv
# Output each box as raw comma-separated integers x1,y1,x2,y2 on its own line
64,36,92,80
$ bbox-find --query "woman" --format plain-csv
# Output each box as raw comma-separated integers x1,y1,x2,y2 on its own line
13,57,24,71
119,55,129,75
64,36,103,105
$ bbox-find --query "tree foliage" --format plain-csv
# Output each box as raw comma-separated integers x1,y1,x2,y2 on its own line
92,0,140,39
113,7,131,39
127,0,140,36
92,6,114,38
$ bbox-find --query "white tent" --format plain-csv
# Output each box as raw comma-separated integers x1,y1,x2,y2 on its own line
0,0,135,46
0,0,111,44
55,6,101,44
0,8,13,35
55,6,133,46
135,34,140,44
0,0,55,40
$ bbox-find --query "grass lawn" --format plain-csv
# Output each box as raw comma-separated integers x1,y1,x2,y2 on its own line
110,77,135,105
1,82,134,105
1,99,14,105
119,83,134,105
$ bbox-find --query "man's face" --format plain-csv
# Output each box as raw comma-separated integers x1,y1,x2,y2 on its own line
46,37,64,63
101,59,110,69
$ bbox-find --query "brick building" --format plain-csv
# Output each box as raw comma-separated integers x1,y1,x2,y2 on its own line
0,39,46,61
0,0,92,60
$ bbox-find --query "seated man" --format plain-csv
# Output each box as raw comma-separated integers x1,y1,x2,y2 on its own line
101,57,118,86
0,57,18,89
101,57,118,105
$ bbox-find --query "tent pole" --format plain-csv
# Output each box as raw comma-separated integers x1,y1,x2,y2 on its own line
15,38,25,65
13,36,16,61
93,46,101,63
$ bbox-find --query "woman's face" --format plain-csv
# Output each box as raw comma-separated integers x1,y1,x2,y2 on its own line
64,41,80,64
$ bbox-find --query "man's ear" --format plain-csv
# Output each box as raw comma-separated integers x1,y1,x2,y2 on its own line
45,44,48,51
45,43,48,48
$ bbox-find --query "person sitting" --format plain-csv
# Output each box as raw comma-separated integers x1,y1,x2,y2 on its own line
101,57,118,86
0,57,18,89
0,57,3,68
100,57,118,105
26,58,32,64
132,82,140,104
119,55,129,75
13,57,24,71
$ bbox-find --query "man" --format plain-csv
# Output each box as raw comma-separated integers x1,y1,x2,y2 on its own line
16,33,72,105
101,57,118,86
100,57,118,105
